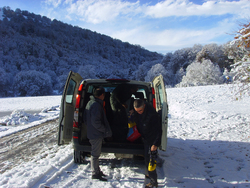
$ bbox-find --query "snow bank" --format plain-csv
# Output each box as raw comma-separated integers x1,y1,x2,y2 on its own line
0,96,61,112
0,95,61,138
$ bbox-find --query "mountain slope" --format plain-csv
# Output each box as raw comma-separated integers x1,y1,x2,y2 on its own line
0,7,163,96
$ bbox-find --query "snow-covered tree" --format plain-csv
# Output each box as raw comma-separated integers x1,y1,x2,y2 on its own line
175,67,185,84
77,65,97,79
196,43,229,70
163,44,202,86
135,60,160,81
161,52,173,68
57,74,68,94
145,64,169,85
229,21,250,97
14,70,53,96
0,68,10,97
178,59,223,87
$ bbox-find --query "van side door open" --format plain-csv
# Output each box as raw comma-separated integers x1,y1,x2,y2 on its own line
58,71,82,145
152,75,168,151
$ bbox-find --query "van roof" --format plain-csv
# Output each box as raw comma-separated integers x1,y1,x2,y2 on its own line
83,79,152,87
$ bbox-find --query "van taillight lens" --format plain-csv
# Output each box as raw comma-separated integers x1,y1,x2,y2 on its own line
75,94,81,108
75,84,83,109
73,84,83,131
152,88,156,109
73,121,78,128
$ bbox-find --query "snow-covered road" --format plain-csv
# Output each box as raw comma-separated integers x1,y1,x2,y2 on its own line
0,84,249,187
0,119,58,174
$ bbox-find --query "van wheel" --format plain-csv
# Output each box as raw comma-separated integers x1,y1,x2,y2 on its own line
133,154,144,161
74,150,87,164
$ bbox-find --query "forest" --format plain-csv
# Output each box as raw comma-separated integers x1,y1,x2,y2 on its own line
0,6,249,97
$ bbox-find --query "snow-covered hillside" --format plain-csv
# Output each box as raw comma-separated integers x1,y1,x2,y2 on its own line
0,8,3,20
0,84,249,187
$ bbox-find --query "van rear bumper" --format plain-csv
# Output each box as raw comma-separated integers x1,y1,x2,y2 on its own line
73,138,144,155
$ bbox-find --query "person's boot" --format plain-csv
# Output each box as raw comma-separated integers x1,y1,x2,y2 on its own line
92,173,107,181
145,181,158,188
100,171,107,177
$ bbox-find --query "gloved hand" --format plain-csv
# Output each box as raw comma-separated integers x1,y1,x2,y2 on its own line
150,150,157,161
148,150,157,171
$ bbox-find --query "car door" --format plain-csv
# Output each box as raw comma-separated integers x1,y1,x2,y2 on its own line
152,74,168,151
58,71,82,145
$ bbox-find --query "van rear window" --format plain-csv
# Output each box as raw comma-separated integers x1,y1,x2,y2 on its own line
86,85,148,100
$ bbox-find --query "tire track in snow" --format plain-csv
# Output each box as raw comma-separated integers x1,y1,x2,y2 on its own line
0,119,58,173
35,154,153,188
32,154,78,188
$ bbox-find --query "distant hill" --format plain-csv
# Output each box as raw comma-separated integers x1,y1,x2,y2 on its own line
0,7,163,96
0,7,234,97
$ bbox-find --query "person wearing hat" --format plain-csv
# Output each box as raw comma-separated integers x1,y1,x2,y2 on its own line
84,87,112,181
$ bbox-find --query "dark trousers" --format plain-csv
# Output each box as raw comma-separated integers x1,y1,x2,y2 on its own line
144,143,158,184
89,138,103,175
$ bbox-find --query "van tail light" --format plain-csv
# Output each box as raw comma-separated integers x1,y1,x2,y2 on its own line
75,94,81,109
73,84,82,129
75,84,83,109
73,84,83,138
152,88,156,109
73,120,78,128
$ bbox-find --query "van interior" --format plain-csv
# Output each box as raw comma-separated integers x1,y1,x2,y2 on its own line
77,83,149,152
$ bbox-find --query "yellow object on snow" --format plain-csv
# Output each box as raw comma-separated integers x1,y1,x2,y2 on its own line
148,159,157,171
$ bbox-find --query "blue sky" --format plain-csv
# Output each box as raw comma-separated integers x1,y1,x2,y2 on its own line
0,0,249,54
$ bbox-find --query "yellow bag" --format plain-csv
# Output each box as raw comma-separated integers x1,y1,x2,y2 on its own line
128,114,136,128
128,121,136,128
148,159,157,171
148,150,157,171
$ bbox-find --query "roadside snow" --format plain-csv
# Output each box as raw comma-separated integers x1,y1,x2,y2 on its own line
0,95,61,112
0,84,249,187
0,95,61,138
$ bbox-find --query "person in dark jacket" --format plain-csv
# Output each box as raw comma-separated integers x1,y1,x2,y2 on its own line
110,84,138,142
133,99,162,188
84,87,112,181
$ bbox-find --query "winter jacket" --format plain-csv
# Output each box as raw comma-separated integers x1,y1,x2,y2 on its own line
84,96,112,140
134,103,162,147
110,84,134,111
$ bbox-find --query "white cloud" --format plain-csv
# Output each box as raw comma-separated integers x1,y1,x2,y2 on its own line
42,0,250,24
65,0,140,24
40,0,249,53
144,0,250,18
43,0,63,8
110,18,236,52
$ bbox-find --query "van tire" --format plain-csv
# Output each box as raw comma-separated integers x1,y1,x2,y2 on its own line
74,150,88,164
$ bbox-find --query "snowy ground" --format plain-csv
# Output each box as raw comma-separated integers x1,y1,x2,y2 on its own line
0,84,249,187
0,96,61,137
